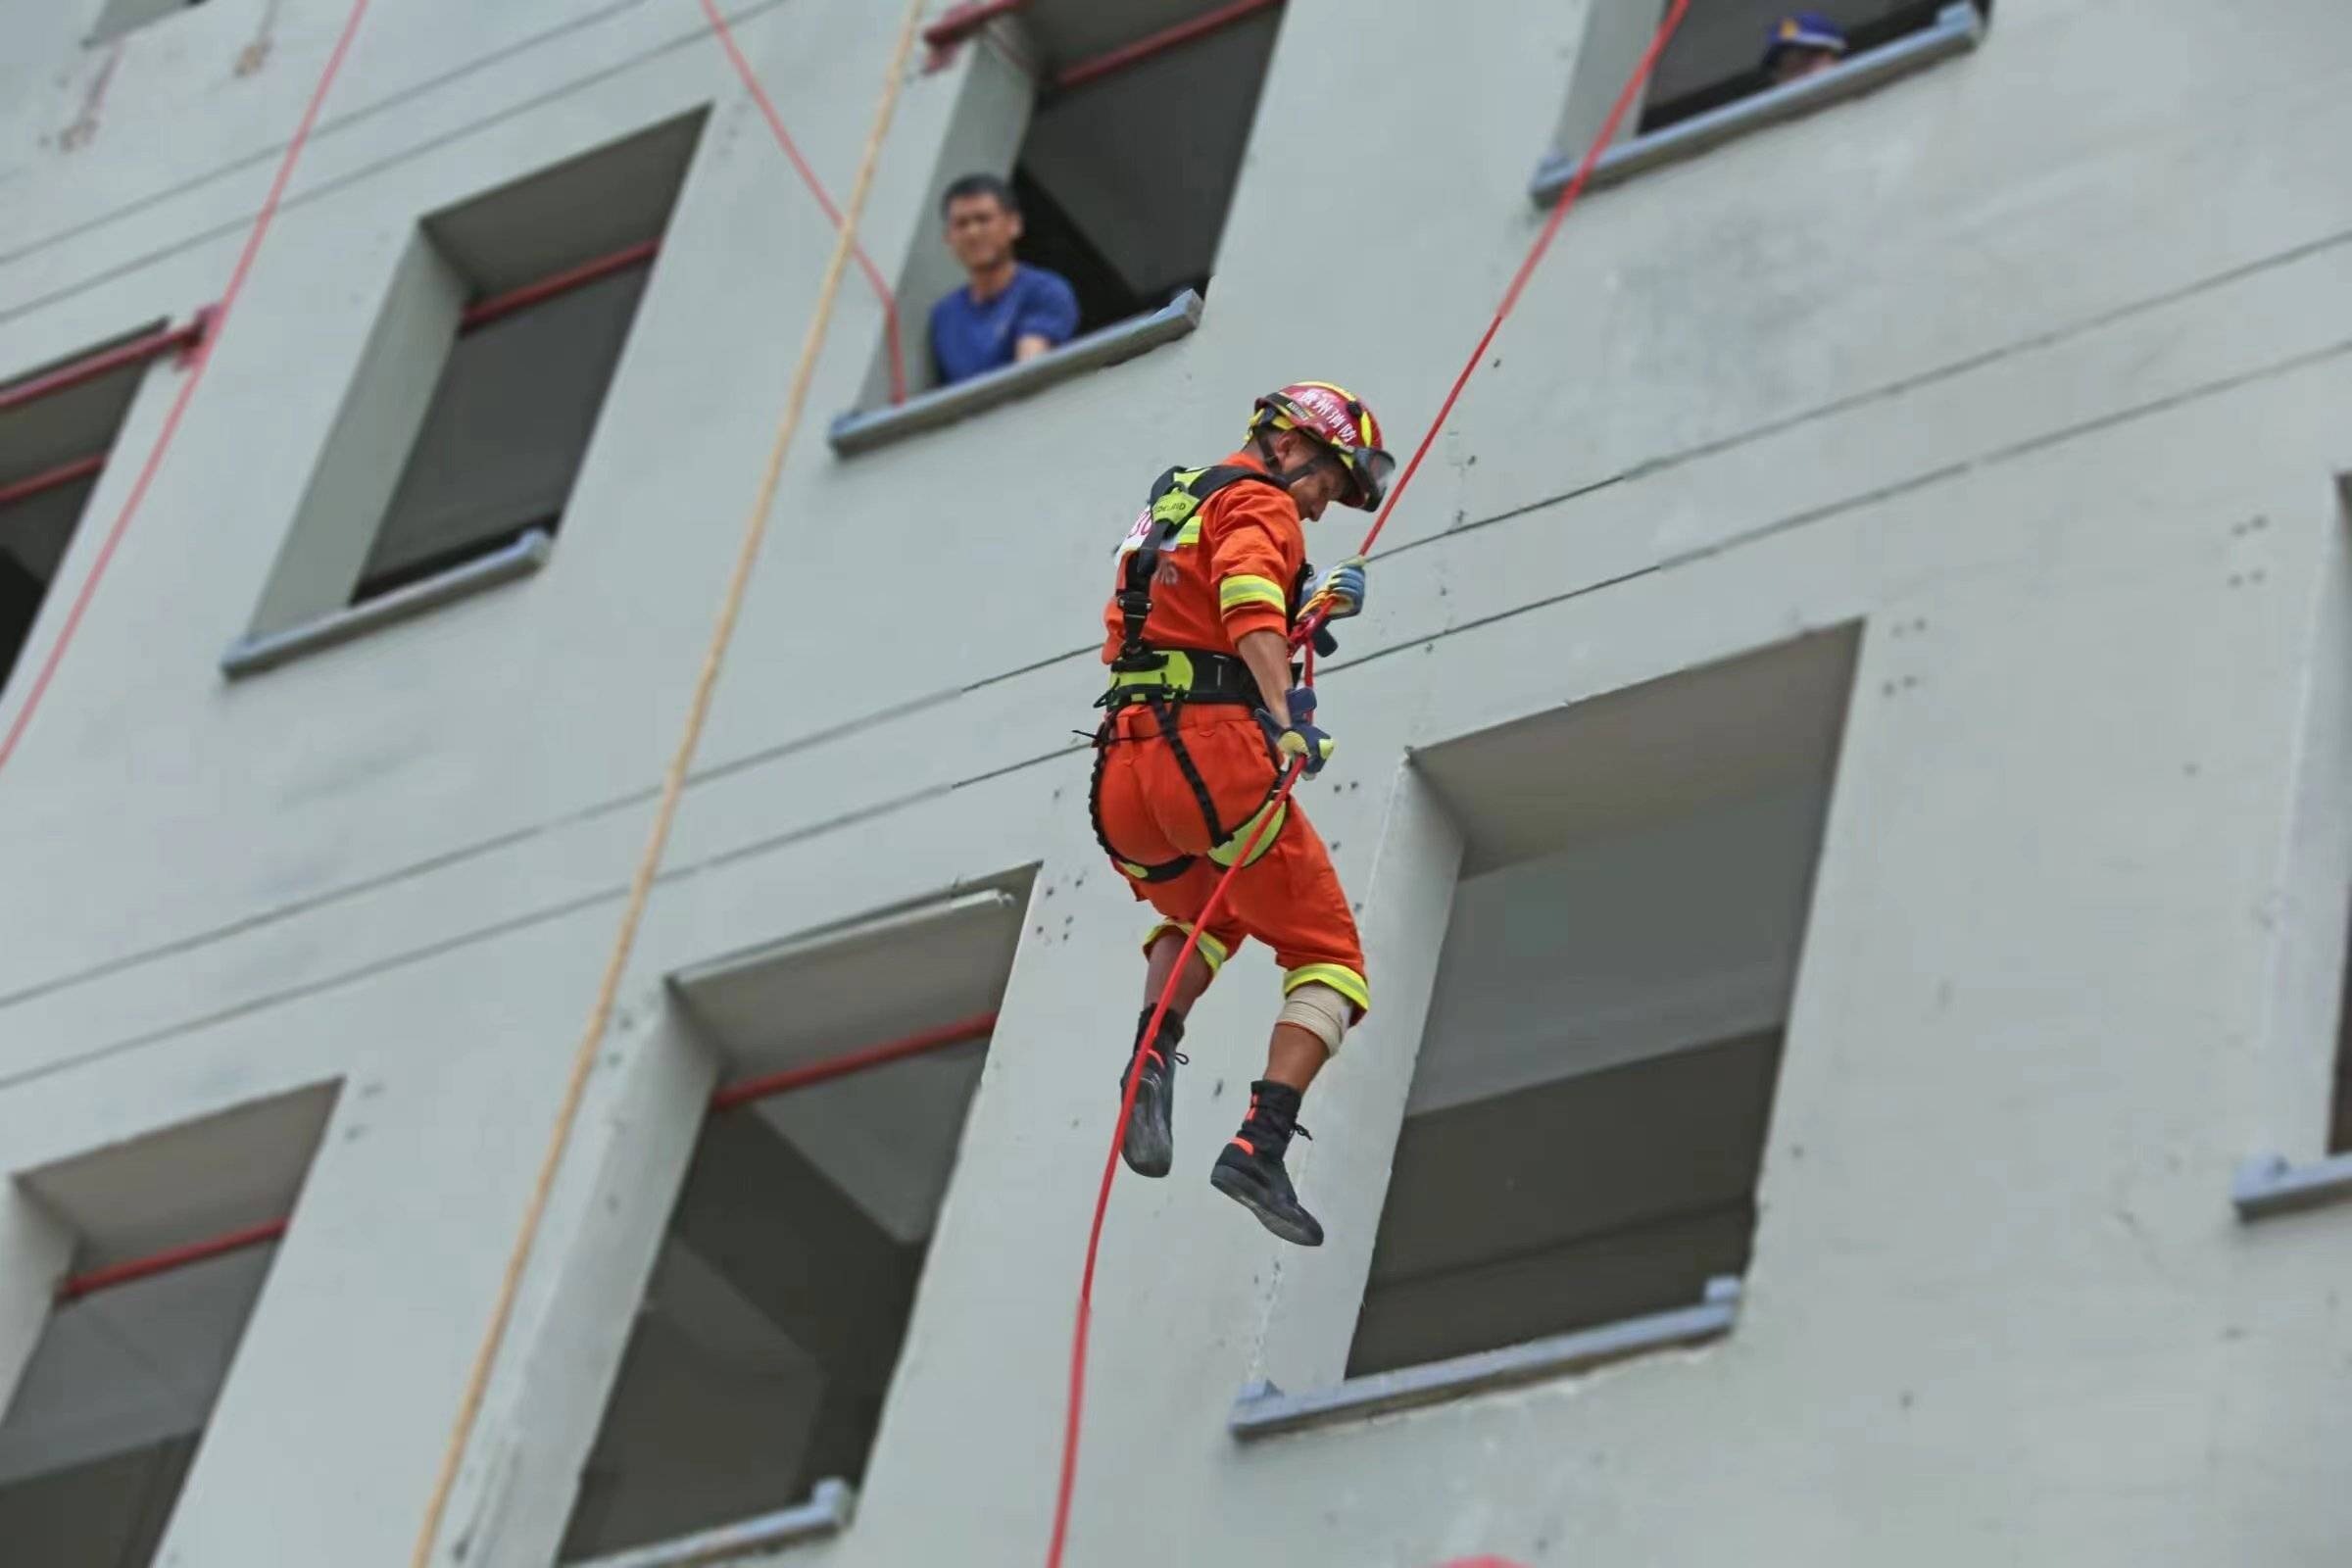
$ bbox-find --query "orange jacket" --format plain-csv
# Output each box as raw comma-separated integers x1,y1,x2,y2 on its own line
1100,449,1304,664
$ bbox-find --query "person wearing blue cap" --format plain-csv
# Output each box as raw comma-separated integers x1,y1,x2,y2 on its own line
1763,10,1849,84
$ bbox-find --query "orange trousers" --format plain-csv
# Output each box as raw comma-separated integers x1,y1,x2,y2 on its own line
1089,702,1369,1017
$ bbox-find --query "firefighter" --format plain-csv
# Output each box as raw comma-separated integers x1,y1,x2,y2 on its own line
1088,382,1393,1248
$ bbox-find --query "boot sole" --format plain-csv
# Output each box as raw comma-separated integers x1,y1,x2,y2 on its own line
1209,1160,1324,1248
1120,1093,1172,1178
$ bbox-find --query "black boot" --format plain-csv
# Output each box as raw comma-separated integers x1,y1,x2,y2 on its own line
1118,1007,1186,1178
1210,1080,1323,1247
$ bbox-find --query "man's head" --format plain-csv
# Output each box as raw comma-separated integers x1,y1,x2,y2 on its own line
1264,427,1356,521
1247,383,1394,520
941,172,1022,277
1763,10,1847,83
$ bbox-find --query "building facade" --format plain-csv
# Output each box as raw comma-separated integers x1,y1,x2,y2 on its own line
3,0,2351,1563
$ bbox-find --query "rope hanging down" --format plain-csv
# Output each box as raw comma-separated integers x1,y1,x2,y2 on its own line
404,3,930,1562
0,0,375,780
1046,3,1693,1562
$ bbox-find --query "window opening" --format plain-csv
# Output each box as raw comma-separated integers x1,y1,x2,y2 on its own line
350,117,701,608
1008,0,1280,336
1638,0,1987,133
0,321,192,699
2331,922,2352,1155
245,112,703,642
1354,632,1855,1379
558,887,1024,1561
899,1,1282,400
88,0,208,46
0,1087,334,1561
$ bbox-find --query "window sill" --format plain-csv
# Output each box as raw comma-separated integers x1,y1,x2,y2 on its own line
1228,1276,1741,1441
828,290,1204,458
1529,2,1984,207
2233,1152,2352,1221
220,528,553,679
567,1480,855,1567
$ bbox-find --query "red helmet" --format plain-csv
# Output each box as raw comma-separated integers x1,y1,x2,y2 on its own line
1249,381,1395,511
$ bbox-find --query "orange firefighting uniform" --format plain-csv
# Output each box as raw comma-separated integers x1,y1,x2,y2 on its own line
1088,450,1370,1020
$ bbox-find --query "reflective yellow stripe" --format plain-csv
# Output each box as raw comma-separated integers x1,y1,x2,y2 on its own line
1107,650,1196,693
1117,859,1155,881
1283,963,1370,1014
1206,796,1288,868
1219,574,1286,614
1143,921,1230,975
1124,518,1203,555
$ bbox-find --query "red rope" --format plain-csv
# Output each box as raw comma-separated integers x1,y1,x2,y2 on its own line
1049,755,1307,1568
0,0,374,780
1047,3,1691,1560
695,0,908,405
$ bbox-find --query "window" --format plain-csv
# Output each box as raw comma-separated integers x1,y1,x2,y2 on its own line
1003,0,1280,339
558,886,1024,1561
2332,930,2352,1156
0,320,187,700
0,1087,333,1557
832,1,1281,448
2233,498,2352,1223
88,0,208,46
230,111,704,671
1353,631,1854,1381
1535,0,1986,203
1641,0,1984,133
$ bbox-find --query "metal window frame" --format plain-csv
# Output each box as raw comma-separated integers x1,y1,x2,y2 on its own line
219,528,554,679
1228,1277,1742,1441
828,290,1203,457
2233,1152,2352,1221
1529,2,1986,208
565,1480,856,1568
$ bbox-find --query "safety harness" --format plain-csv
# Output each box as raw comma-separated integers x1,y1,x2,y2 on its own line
1090,464,1306,884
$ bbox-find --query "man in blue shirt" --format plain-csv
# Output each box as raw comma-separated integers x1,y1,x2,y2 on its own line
928,173,1080,386
1763,10,1848,84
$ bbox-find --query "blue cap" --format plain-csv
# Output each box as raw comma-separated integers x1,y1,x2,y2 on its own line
1764,10,1849,63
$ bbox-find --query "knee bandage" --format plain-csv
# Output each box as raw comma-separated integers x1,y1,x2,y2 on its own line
1278,982,1353,1054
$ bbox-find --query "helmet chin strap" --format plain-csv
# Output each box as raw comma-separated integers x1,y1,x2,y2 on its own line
1254,429,1342,502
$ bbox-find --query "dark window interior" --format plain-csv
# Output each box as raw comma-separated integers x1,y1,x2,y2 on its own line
1004,1,1283,335
0,1090,330,1566
559,1042,989,1560
350,112,704,607
0,330,153,698
1640,0,1985,134
1353,1010,1787,1378
1365,631,1855,1380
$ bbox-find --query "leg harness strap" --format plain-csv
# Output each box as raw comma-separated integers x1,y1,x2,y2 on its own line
1090,696,1289,883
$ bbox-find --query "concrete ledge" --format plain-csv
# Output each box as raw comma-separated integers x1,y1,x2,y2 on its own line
2233,1152,2352,1221
1228,1277,1741,1441
566,1479,856,1567
828,291,1204,457
1530,2,1985,207
220,528,553,678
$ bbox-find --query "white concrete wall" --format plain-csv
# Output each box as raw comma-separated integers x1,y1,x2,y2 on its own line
2,0,2350,1563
